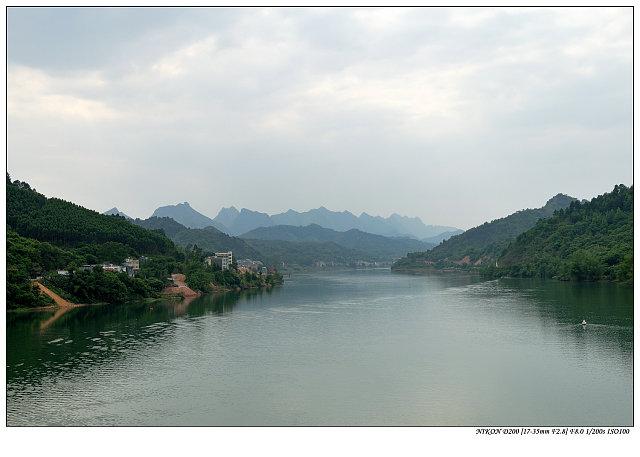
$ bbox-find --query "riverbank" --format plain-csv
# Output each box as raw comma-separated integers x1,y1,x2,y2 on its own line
12,271,282,313
161,271,284,300
281,266,392,275
390,266,480,276
33,281,86,309
162,273,200,298
211,281,283,293
391,265,632,285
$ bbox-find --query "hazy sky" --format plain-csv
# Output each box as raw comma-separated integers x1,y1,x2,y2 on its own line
7,7,632,229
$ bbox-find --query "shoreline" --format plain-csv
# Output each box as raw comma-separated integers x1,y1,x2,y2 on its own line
12,274,286,313
391,266,633,285
390,267,480,276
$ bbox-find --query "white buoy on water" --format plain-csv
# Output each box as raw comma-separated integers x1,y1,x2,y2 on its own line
581,319,587,326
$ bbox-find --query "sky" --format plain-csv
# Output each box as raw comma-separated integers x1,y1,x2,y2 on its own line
7,7,633,229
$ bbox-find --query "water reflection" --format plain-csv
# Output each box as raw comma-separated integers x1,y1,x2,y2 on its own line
6,289,270,390
499,278,633,355
499,278,633,322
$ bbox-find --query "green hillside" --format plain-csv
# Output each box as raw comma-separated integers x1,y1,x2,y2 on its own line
6,176,282,309
131,217,264,259
243,238,375,267
172,226,264,259
137,221,384,267
392,193,576,271
6,176,181,308
492,184,632,282
240,223,434,259
133,216,196,238
8,177,174,256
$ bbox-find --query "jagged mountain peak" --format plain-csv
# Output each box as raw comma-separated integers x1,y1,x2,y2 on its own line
151,202,225,230
103,207,132,219
543,193,578,213
545,193,575,205
212,204,460,239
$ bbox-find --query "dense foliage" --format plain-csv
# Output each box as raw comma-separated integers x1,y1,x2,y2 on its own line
489,185,633,283
6,231,59,309
171,227,264,259
7,176,175,255
6,227,174,309
44,267,161,304
6,176,180,308
7,175,284,308
133,216,190,238
181,245,283,293
392,194,576,271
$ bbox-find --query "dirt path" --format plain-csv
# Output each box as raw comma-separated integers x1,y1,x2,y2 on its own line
162,273,200,298
33,282,84,331
33,281,83,309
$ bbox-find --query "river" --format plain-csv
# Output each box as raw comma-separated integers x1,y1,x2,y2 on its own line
6,269,633,426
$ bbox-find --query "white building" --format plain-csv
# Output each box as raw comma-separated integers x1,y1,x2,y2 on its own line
102,263,124,273
123,258,140,277
205,251,233,270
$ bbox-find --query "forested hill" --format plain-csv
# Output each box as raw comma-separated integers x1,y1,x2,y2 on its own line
131,216,262,259
493,184,632,282
243,238,374,267
173,227,264,260
132,217,413,266
133,216,190,238
6,176,283,309
392,193,576,270
6,175,181,309
240,223,434,259
7,177,174,255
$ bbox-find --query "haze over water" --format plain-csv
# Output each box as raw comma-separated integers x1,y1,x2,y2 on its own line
7,270,632,426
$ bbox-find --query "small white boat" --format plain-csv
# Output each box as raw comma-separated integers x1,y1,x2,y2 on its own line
581,320,587,326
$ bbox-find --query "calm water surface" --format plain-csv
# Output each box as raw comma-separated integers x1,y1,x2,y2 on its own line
7,269,633,425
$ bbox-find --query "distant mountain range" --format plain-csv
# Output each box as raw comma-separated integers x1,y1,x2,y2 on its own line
149,202,228,232
107,202,461,241
215,206,459,239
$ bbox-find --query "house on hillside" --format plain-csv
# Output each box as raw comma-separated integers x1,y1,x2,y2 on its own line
237,259,263,272
205,251,233,270
102,263,124,273
124,258,140,277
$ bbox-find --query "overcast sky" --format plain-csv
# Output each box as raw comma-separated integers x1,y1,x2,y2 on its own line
7,7,632,229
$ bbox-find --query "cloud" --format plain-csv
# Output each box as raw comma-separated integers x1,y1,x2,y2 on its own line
6,7,633,228
8,66,122,121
